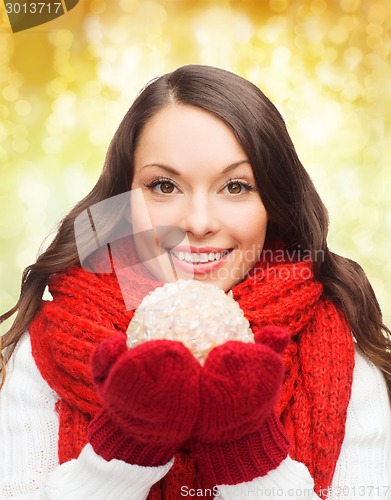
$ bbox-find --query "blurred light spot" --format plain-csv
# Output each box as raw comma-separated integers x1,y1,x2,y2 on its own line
0,147,8,163
343,46,362,70
366,22,383,38
85,15,103,44
269,0,288,13
341,79,361,101
8,72,24,88
15,100,32,117
301,17,324,44
340,0,360,13
0,104,10,118
298,101,341,144
50,93,77,129
108,26,129,44
340,14,359,31
18,176,50,208
119,0,139,13
49,29,74,47
329,25,349,44
366,34,382,50
363,54,382,72
194,7,252,59
272,46,291,69
42,137,62,154
16,248,37,270
352,231,374,257
0,197,25,238
98,47,142,89
91,0,106,14
336,168,361,200
315,61,335,85
45,78,67,98
310,0,327,15
0,123,6,141
84,80,103,96
89,127,109,146
3,85,18,102
262,16,287,43
321,47,338,62
365,207,381,227
234,18,253,43
24,207,48,240
369,3,386,22
0,304,15,335
62,167,90,201
103,100,124,122
12,139,29,153
12,124,28,140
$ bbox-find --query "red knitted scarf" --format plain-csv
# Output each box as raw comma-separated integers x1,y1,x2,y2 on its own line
29,240,354,499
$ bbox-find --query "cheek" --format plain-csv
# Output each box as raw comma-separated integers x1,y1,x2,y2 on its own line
148,204,177,226
227,204,268,246
141,202,188,251
129,189,153,233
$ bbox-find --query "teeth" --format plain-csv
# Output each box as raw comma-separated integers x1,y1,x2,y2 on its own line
170,249,231,263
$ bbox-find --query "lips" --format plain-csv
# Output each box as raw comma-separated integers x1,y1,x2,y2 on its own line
166,247,234,275
170,248,232,263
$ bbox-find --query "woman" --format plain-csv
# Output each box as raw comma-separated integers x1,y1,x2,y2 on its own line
1,65,390,499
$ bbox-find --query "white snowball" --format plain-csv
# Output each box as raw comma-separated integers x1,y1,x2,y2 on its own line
126,279,254,363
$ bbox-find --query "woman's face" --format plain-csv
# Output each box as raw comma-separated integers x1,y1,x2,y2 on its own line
131,104,267,291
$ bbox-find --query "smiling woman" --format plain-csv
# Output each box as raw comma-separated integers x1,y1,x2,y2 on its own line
0,65,390,500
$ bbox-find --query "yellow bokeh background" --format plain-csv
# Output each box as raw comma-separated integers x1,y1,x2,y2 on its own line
0,0,390,331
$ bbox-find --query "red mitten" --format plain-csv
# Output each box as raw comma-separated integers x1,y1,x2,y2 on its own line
191,326,290,487
88,333,201,467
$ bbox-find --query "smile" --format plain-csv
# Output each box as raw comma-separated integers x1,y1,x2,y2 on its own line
166,247,234,275
169,248,232,263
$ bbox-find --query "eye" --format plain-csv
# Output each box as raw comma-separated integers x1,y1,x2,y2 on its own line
144,177,179,194
159,181,175,194
223,179,255,195
227,181,243,194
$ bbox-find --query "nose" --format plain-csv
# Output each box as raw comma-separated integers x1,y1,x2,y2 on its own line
180,193,220,238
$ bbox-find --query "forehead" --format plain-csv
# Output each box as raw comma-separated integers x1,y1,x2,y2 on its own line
134,104,248,170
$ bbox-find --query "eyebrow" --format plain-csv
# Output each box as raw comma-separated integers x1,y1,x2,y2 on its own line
141,160,250,175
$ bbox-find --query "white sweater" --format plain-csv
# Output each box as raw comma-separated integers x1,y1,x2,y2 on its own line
0,333,390,500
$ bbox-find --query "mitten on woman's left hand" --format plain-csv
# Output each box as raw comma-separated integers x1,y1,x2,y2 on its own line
191,326,290,487
88,334,201,467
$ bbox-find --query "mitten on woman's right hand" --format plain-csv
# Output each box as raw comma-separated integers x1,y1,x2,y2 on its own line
191,326,290,487
88,333,201,467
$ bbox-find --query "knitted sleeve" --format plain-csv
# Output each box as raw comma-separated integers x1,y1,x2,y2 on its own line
0,333,172,499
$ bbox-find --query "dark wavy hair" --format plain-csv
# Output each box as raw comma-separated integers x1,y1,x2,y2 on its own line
1,64,390,396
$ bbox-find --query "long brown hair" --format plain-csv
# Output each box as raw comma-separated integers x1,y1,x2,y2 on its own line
1,65,390,396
